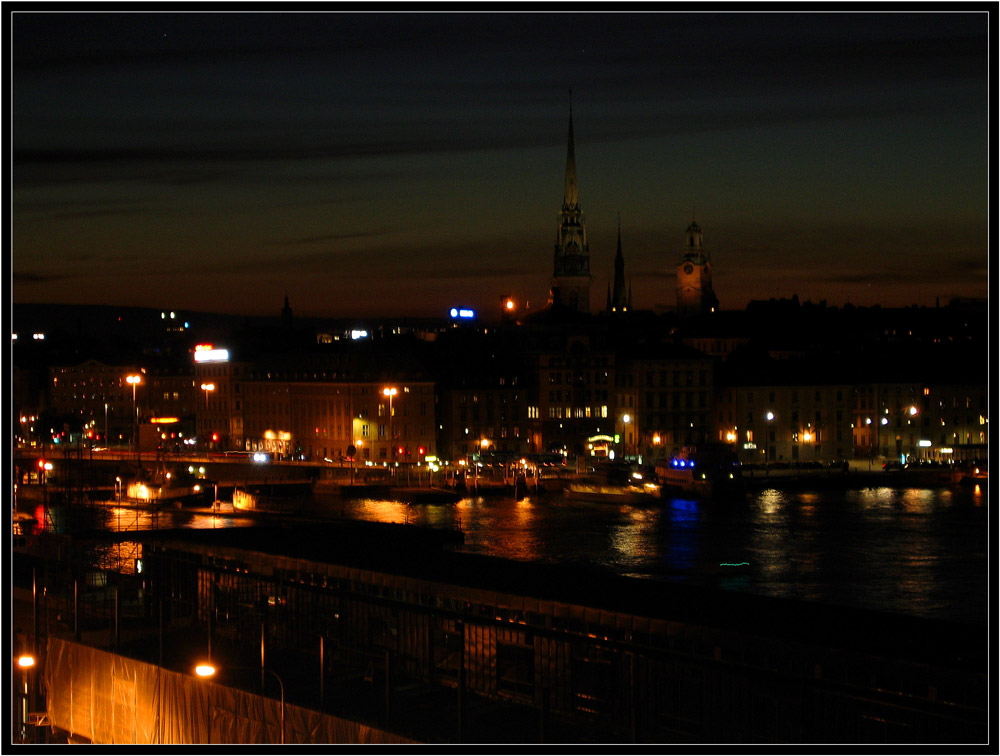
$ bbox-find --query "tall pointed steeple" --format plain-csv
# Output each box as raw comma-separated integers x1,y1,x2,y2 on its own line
549,94,592,313
563,99,579,210
281,291,293,330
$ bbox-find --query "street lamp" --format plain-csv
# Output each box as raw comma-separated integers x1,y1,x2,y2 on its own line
765,411,775,465
382,388,397,465
16,654,35,743
195,664,286,744
126,375,142,459
621,414,631,460
200,384,215,444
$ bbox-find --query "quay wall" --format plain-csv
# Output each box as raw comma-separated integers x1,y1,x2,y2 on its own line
153,525,987,743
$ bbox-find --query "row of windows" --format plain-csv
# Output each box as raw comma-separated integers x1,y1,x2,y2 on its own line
547,406,609,419
548,372,610,385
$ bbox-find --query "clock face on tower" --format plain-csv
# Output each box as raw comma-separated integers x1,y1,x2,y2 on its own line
683,263,694,275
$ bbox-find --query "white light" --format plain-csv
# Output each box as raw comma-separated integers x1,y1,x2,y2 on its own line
33,333,45,340
918,440,932,447
880,418,889,426
253,452,269,463
766,412,774,421
193,348,230,363
194,664,216,677
350,330,368,340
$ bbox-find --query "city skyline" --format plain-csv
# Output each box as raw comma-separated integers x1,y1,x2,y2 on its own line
11,10,990,318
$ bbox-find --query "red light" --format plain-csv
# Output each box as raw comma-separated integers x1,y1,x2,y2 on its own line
87,431,93,438
211,433,219,442
37,459,45,468
418,447,426,455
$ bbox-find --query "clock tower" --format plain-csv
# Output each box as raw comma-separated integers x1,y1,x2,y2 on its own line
675,218,719,316
549,104,592,313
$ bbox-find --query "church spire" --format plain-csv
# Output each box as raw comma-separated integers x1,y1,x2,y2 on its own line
563,95,578,210
549,94,591,313
281,291,293,330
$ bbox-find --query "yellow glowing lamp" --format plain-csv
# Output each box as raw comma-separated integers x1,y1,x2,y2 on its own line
17,655,35,668
194,664,216,678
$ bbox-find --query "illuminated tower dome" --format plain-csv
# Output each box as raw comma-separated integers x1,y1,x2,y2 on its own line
675,218,719,316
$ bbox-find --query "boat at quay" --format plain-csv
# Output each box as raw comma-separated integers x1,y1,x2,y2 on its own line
563,482,661,506
656,443,743,498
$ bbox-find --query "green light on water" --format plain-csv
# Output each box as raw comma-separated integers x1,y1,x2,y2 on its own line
719,562,750,568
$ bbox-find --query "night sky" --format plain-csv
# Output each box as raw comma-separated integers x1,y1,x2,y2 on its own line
11,10,990,319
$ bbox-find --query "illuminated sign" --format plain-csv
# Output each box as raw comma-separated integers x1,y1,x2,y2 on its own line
150,417,180,424
449,308,475,319
918,440,932,447
350,330,368,340
193,344,230,362
743,443,757,449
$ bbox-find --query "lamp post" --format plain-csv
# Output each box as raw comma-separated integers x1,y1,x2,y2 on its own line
195,664,285,744
382,388,397,467
16,654,35,743
200,383,215,446
765,411,775,467
126,374,142,461
621,414,631,461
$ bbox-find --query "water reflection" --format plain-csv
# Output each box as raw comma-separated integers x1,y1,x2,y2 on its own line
17,485,987,623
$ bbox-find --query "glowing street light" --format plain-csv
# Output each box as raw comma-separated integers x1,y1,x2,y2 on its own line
195,663,285,744
201,383,216,408
383,388,397,463
126,375,142,456
16,654,36,743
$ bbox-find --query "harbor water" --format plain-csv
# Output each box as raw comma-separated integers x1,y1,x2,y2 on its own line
27,483,988,625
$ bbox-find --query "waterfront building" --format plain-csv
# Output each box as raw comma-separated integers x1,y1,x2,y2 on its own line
47,360,195,446
192,351,249,451
536,343,616,457
853,382,989,463
719,383,855,466
625,345,717,461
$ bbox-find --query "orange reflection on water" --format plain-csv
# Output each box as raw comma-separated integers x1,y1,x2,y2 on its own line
355,499,411,524
900,489,935,514
609,506,660,565
758,489,787,517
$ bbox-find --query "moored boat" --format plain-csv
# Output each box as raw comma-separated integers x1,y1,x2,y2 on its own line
125,470,211,507
231,486,303,515
564,482,660,505
656,443,743,498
